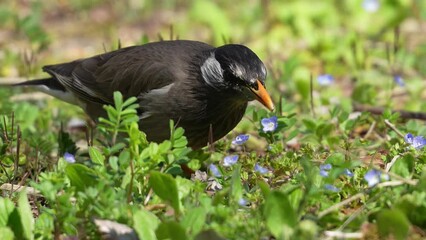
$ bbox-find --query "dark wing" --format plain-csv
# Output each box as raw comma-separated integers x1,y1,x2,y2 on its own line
43,40,214,105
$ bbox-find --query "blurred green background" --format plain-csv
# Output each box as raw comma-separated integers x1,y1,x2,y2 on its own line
2,0,426,150
1,0,426,111
1,0,426,135
1,1,426,239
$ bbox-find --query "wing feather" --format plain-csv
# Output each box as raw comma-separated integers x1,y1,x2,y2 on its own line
42,40,214,107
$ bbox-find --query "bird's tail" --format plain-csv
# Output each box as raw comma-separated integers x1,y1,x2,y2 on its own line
5,78,65,91
0,77,77,105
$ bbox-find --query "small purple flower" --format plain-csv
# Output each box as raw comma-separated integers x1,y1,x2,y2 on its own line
364,169,382,187
363,0,380,13
343,168,354,177
405,133,414,143
404,133,426,150
324,184,340,192
223,155,239,167
261,116,278,132
232,134,249,145
393,75,405,87
209,164,221,177
64,152,76,163
319,164,332,177
320,170,329,177
317,74,334,86
238,198,248,206
254,163,269,175
320,164,332,170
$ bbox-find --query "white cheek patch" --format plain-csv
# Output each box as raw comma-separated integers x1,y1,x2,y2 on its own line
201,53,224,89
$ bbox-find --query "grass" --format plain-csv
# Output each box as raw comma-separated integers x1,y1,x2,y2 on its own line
1,0,426,239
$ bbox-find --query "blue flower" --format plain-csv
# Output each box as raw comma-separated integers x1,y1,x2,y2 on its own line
393,75,405,87
363,0,380,13
64,152,76,163
232,134,249,145
223,155,239,167
320,163,332,170
209,164,221,177
319,164,332,177
404,133,426,150
324,184,340,192
254,163,269,175
343,168,354,177
261,116,278,132
320,170,329,177
364,169,388,187
317,74,334,86
238,198,248,206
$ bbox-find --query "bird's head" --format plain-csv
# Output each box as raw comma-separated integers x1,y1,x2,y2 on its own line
201,44,274,111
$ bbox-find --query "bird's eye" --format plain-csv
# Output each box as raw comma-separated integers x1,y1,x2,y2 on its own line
224,70,245,85
249,79,257,87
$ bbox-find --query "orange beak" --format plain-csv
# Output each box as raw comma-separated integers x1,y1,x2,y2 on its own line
250,80,275,111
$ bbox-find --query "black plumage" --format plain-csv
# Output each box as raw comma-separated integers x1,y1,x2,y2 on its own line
14,40,274,149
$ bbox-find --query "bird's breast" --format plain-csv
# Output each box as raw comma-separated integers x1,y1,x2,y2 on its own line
138,83,248,149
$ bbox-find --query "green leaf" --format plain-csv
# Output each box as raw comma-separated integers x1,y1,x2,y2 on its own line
326,153,345,166
257,180,271,198
133,209,160,240
121,116,139,125
181,207,207,237
18,191,34,240
0,227,14,240
107,142,126,155
7,209,24,240
98,118,115,128
113,91,123,109
158,141,172,153
173,138,188,148
264,191,297,238
302,119,317,131
122,97,138,108
230,165,242,203
89,147,105,166
391,154,414,178
109,156,119,171
149,143,159,157
173,128,185,140
395,191,426,226
377,209,410,240
65,164,97,192
316,123,333,138
121,167,132,189
118,149,131,169
149,171,180,214
156,221,187,240
120,108,137,116
288,187,304,211
0,198,14,227
286,129,299,142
